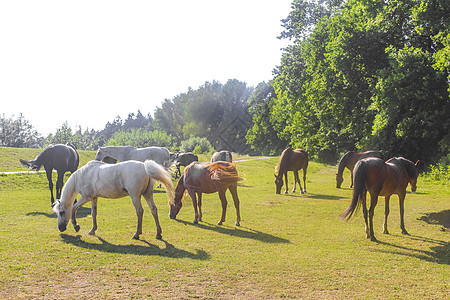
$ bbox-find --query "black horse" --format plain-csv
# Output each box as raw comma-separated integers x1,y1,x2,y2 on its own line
20,143,79,206
173,152,199,179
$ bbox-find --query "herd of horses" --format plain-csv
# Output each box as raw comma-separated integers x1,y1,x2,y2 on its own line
19,144,419,242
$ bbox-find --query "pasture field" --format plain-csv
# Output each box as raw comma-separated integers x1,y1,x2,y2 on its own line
0,147,449,299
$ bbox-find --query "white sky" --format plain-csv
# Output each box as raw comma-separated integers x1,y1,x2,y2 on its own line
0,0,292,135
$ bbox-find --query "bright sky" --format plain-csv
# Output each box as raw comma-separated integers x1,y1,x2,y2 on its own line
0,0,292,136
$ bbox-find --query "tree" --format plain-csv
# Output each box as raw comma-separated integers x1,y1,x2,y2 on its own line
0,114,42,148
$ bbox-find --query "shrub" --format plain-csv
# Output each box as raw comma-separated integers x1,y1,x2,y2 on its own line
180,136,213,154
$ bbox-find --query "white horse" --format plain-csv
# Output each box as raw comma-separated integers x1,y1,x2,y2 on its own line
210,150,232,163
95,146,170,168
52,160,174,240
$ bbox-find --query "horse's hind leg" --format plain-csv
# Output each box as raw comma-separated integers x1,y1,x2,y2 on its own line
302,167,307,194
45,168,54,205
368,192,379,241
361,192,370,239
383,196,390,234
229,185,241,226
143,187,162,239
88,198,98,235
131,196,145,240
56,171,64,200
197,192,203,222
217,190,228,225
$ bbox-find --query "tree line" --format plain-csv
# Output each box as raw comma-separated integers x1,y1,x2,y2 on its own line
1,0,448,166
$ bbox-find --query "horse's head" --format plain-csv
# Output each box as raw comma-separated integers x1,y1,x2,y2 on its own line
335,173,344,188
52,199,71,232
274,174,283,194
169,185,186,219
409,160,421,192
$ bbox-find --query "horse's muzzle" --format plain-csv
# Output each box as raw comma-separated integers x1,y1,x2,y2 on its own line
169,212,176,219
58,224,67,232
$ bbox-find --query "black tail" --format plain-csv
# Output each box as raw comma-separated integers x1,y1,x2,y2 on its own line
19,150,47,171
340,161,367,220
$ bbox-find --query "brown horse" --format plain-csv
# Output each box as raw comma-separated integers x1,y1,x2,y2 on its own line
169,161,241,226
275,147,308,194
336,150,382,188
340,157,419,241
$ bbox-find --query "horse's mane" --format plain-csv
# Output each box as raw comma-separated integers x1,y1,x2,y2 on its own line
206,162,241,182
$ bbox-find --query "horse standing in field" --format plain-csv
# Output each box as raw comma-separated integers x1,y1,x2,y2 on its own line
275,147,308,194
169,161,242,226
52,160,174,240
173,152,199,179
210,150,232,163
95,146,170,167
340,157,420,241
20,143,79,206
336,150,382,188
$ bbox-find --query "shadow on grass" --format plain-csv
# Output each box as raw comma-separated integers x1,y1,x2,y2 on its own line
174,219,291,244
418,210,450,232
372,235,449,265
282,193,342,201
60,234,210,260
26,206,91,218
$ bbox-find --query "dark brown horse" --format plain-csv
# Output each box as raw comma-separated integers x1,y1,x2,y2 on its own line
20,143,79,206
336,150,382,188
173,152,199,179
275,147,308,194
169,161,241,226
340,157,419,241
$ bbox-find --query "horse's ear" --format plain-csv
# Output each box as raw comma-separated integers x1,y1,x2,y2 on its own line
415,160,420,168
274,174,277,178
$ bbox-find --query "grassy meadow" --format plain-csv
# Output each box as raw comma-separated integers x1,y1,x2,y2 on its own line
0,147,448,299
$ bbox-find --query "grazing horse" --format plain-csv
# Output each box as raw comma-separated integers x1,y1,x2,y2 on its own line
336,150,382,188
340,157,419,241
210,150,232,162
173,152,199,179
20,143,79,206
169,161,241,226
275,147,308,194
52,160,174,240
95,146,170,168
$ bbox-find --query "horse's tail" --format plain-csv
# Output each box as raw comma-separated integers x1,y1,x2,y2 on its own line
340,160,367,220
19,149,48,171
144,160,175,205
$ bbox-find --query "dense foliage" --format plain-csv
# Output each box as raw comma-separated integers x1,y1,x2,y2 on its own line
247,0,449,164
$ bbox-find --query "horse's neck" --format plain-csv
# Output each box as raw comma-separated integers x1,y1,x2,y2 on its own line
60,174,78,208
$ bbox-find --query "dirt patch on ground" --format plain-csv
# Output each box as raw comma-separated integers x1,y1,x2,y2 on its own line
418,210,450,232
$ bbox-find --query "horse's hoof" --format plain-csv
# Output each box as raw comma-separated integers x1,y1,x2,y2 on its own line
193,219,198,224
217,221,223,225
402,230,410,235
74,225,80,232
235,222,240,226
88,230,95,235
383,230,389,235
370,236,377,242
156,234,162,240
132,235,140,240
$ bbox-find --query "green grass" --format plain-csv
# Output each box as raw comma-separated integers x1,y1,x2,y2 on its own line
0,148,449,299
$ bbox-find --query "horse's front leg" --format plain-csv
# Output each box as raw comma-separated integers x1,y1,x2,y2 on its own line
229,185,241,226
188,189,200,224
349,167,354,188
383,196,390,234
399,192,409,235
197,192,203,222
88,198,98,235
361,192,369,239
302,167,307,193
143,190,162,240
284,172,289,194
217,190,228,225
71,195,89,233
131,196,144,240
292,171,299,193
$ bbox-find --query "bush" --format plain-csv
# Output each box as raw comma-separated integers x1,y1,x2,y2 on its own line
106,129,174,148
180,136,213,154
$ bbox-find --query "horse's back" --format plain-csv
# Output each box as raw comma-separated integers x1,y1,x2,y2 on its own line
283,148,308,171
